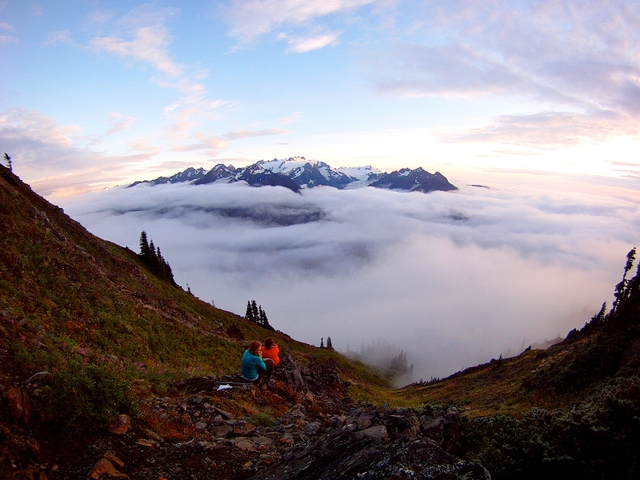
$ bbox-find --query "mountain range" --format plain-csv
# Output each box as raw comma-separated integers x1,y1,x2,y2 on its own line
129,157,458,194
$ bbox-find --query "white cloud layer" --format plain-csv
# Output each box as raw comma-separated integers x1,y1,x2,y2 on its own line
61,178,640,383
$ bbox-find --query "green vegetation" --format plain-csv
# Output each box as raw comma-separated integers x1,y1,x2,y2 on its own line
37,360,139,431
456,375,640,479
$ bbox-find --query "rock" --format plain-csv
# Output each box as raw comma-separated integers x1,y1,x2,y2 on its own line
104,452,124,469
354,425,388,440
226,324,245,340
88,457,129,479
211,425,233,438
232,438,258,452
108,414,130,435
304,422,322,436
6,387,32,423
280,404,306,425
195,422,207,432
234,422,256,435
251,434,489,480
356,414,373,430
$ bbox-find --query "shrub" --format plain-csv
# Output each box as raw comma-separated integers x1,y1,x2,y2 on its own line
456,375,640,479
37,361,138,431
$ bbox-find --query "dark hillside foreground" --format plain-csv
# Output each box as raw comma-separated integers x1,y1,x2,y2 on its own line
1,162,639,479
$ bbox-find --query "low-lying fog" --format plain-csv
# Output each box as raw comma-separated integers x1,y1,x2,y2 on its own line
60,174,640,384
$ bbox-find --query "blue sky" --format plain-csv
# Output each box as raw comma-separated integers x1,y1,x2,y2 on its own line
2,0,640,196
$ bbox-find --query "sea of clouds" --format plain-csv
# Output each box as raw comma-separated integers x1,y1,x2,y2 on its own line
60,174,640,384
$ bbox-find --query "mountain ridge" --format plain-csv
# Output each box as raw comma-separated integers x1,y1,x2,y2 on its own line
129,157,458,194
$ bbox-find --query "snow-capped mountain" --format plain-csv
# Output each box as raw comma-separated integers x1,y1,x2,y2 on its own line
128,157,457,193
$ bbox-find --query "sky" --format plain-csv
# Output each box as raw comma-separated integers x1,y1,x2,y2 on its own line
3,1,640,382
1,0,640,195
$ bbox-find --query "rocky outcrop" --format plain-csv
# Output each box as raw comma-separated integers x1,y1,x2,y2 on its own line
252,403,489,480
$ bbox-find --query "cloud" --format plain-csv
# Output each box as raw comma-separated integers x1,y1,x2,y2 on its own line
105,112,136,135
277,31,341,52
171,133,229,154
43,30,72,46
0,34,18,44
367,0,640,146
226,0,374,46
62,177,640,382
223,128,290,140
0,108,158,196
91,26,183,77
443,111,640,147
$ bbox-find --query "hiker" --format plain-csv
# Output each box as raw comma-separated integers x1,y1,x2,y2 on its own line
261,337,280,367
241,340,273,386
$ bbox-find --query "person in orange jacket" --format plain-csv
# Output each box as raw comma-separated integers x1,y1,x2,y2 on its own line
261,337,280,367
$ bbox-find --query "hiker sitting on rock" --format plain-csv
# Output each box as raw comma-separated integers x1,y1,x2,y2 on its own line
241,340,273,386
261,337,280,367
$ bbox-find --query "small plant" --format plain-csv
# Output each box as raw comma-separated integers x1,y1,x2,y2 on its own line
38,360,138,431
250,411,276,427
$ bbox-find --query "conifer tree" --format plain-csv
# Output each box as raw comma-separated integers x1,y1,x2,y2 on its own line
138,231,177,286
251,300,259,322
320,337,324,348
3,153,11,172
139,231,150,259
326,336,333,349
245,301,254,322
613,247,637,313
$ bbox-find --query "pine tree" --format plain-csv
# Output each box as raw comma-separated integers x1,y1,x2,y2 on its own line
251,300,259,323
245,301,254,322
3,153,11,172
613,247,637,313
138,231,177,286
326,336,333,349
320,337,324,348
139,231,150,259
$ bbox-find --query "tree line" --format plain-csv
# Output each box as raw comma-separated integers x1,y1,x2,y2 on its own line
245,300,274,330
138,231,177,287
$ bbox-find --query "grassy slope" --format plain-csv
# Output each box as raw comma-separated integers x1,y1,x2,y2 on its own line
0,165,390,402
2,163,630,420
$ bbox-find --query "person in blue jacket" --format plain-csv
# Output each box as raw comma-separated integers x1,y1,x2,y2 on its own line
242,340,273,384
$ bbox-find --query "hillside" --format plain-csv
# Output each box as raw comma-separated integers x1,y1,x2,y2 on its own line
1,163,639,479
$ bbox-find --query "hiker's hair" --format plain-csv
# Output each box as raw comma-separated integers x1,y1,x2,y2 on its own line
249,340,262,355
264,337,274,349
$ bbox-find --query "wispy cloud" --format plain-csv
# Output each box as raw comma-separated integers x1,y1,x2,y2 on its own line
443,111,639,148
170,133,229,154
277,31,341,53
0,108,157,195
368,0,640,146
43,30,72,46
226,0,374,48
105,112,136,135
91,26,183,77
223,128,290,140
0,34,17,44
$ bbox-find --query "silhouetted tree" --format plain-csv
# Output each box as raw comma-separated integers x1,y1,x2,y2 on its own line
613,247,636,313
3,153,11,172
138,231,177,286
320,337,324,348
245,300,275,330
245,301,254,322
251,300,259,323
326,336,333,349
